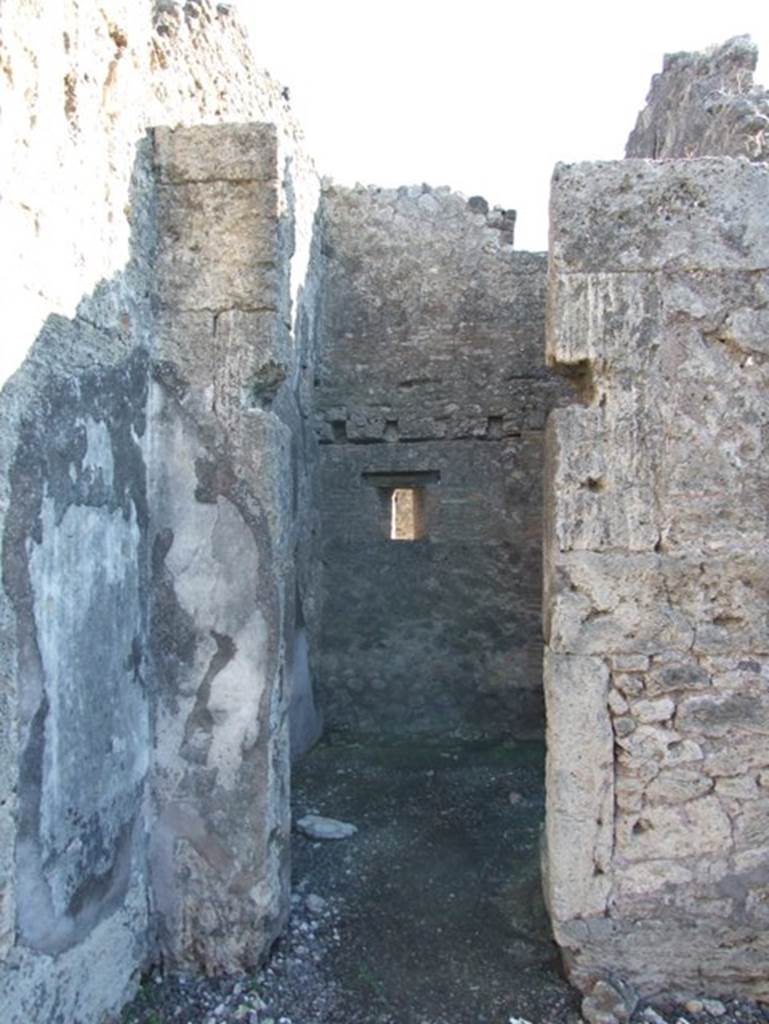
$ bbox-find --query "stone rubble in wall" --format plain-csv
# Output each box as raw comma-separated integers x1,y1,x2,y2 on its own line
314,181,559,448
323,180,518,247
579,977,760,1024
544,155,769,1000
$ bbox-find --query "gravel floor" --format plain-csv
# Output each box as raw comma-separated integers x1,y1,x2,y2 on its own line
114,736,769,1024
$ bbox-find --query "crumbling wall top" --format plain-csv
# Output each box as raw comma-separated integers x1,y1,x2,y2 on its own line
626,34,769,160
322,181,518,253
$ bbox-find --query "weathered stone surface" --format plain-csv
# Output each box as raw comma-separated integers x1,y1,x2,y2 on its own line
0,117,157,1024
149,122,321,973
557,911,769,1005
644,768,713,805
632,697,675,724
544,156,769,1000
0,5,321,1021
5,14,769,1020
545,552,695,656
154,121,279,183
548,162,769,277
544,405,657,554
616,796,731,862
0,0,311,392
154,179,281,310
313,184,570,737
543,652,613,925
626,36,769,161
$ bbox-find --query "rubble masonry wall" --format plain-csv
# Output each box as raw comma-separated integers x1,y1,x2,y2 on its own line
313,184,569,737
544,156,769,1000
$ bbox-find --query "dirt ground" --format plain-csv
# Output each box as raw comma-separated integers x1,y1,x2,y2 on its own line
285,734,579,1024
116,736,769,1024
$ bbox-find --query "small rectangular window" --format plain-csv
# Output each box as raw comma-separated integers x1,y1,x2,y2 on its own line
362,470,440,542
391,487,425,541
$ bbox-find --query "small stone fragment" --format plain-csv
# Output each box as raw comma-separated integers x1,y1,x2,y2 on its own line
582,979,633,1024
613,655,650,673
306,893,327,914
701,1000,726,1017
632,697,675,724
642,1008,669,1024
615,673,645,697
467,195,489,214
613,716,636,737
684,1001,704,1014
296,814,358,840
608,689,629,716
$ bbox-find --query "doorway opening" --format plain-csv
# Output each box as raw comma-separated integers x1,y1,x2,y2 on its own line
283,439,568,1022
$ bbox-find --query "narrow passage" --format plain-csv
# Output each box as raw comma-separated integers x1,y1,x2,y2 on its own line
115,737,579,1024
270,736,578,1024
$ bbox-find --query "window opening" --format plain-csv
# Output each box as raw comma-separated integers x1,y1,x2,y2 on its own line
361,470,440,542
391,487,425,541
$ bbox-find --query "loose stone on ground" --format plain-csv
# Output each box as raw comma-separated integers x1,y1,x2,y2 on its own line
295,815,358,840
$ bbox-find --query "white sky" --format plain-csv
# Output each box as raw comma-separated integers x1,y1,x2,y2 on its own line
236,0,768,250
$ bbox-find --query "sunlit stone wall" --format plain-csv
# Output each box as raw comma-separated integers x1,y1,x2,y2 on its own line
0,4,321,1021
544,156,769,1001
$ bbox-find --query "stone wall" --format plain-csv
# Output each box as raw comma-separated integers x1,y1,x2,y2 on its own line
149,121,320,972
0,178,155,1020
0,0,310,392
543,157,769,1001
314,184,568,737
0,4,321,1021
6,6,769,1017
626,35,769,160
